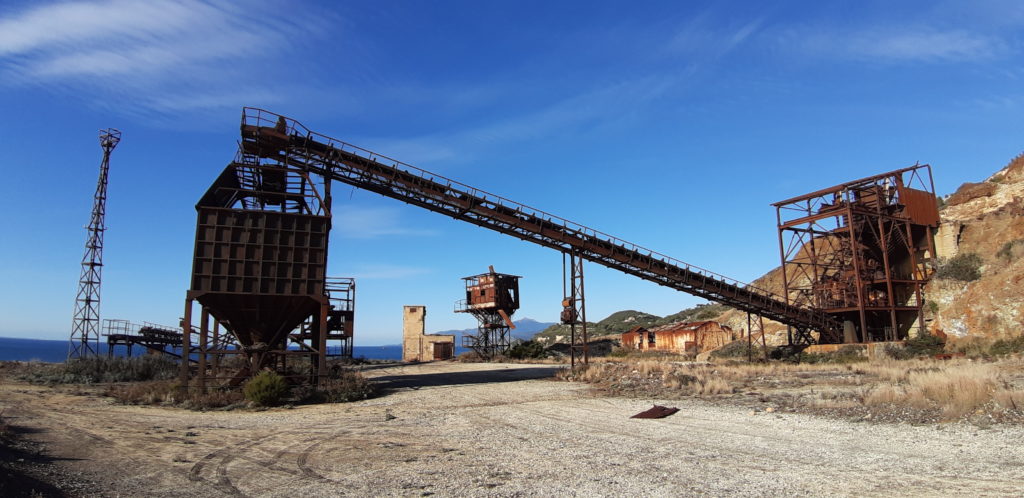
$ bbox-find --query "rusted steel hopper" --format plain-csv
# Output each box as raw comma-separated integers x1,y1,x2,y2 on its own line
182,116,337,386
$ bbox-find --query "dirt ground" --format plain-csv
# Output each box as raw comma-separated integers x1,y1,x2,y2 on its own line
3,361,1024,497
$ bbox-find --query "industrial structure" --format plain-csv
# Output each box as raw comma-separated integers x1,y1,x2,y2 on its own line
774,165,939,345
104,319,186,358
623,321,734,354
176,108,939,386
455,267,521,358
69,128,121,360
180,116,355,389
402,306,455,362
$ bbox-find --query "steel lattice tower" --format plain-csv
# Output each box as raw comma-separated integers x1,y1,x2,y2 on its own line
68,128,121,359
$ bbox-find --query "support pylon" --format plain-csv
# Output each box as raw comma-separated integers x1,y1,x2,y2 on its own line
69,128,121,360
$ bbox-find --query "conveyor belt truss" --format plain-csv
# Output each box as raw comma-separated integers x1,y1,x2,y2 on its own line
238,108,842,348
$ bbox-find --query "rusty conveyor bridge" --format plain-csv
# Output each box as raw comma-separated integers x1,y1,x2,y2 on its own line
239,108,841,348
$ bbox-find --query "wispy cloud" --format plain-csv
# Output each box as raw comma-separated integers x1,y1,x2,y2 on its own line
355,73,687,167
778,26,1006,63
666,14,764,60
332,206,437,239
347,264,433,280
0,0,330,115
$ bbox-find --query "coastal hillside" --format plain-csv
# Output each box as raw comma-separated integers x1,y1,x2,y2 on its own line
532,304,729,345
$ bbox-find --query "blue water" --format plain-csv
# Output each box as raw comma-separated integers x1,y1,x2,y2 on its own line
0,337,471,363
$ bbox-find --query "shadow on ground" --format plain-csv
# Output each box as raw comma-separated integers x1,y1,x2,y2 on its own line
0,422,89,497
373,365,562,391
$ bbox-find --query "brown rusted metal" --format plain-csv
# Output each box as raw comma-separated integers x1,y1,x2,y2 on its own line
631,405,680,419
774,164,939,347
564,251,589,367
182,127,356,388
455,267,521,359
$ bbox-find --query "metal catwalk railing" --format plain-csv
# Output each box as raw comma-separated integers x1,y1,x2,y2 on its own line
240,108,841,346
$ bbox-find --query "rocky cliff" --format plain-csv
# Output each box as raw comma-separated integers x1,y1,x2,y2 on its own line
926,153,1024,339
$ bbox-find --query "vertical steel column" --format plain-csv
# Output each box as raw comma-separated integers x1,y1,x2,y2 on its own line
846,207,868,342
876,218,898,340
198,307,209,393
567,250,589,368
179,296,193,388
318,303,329,386
747,313,753,363
212,319,221,373
905,221,926,337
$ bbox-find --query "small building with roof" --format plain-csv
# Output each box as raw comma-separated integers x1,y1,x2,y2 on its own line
622,321,734,354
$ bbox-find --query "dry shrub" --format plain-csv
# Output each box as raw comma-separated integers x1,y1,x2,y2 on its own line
456,351,483,362
318,371,375,403
695,377,733,395
577,364,612,383
810,391,861,410
106,380,179,405
946,182,997,206
861,362,1015,420
864,385,928,410
181,390,245,410
19,356,178,385
993,390,1024,411
946,335,996,358
106,381,244,410
909,365,997,419
637,360,668,377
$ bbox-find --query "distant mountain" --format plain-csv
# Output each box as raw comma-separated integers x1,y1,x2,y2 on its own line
532,305,731,345
434,318,557,342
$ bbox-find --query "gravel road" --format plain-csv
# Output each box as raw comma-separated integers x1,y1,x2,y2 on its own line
2,361,1023,496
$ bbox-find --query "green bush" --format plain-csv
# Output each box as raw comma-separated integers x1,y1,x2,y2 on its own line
318,370,375,403
927,301,939,315
18,356,178,384
935,253,983,281
243,371,288,407
996,240,1024,262
901,334,946,358
799,345,866,364
507,340,547,359
989,336,1024,356
710,340,777,360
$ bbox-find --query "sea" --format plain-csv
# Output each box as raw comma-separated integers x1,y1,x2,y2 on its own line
0,336,431,363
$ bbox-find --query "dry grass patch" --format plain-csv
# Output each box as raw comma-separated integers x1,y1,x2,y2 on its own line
565,356,1024,424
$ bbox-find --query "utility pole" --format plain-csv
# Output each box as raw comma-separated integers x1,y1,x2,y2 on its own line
68,128,121,360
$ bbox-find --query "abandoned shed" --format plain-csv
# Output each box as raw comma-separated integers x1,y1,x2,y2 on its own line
622,321,734,354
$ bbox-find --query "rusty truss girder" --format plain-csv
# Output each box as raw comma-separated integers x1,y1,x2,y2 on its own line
240,108,842,344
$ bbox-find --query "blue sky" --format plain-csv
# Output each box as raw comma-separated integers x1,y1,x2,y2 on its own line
0,0,1021,345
